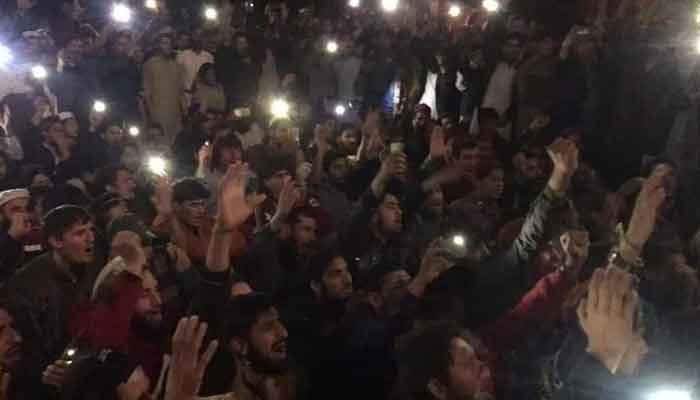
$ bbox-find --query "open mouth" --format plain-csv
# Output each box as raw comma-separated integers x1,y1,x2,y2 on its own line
272,341,287,355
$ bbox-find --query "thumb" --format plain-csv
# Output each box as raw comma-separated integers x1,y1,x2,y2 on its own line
250,193,267,208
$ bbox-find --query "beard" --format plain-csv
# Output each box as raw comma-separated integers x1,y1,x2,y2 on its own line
131,312,166,339
245,343,290,377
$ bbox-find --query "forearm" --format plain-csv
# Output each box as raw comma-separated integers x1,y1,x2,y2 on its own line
206,224,233,272
310,149,326,185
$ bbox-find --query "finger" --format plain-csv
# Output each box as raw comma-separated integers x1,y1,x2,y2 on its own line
576,299,587,330
198,340,219,375
172,317,188,348
598,268,616,314
622,290,639,329
588,268,604,312
184,315,199,344
193,321,208,355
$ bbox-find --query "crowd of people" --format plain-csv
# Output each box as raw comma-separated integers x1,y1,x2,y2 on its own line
0,0,699,399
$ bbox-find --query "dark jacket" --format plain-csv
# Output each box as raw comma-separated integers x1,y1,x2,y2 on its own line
0,230,23,284
430,186,567,328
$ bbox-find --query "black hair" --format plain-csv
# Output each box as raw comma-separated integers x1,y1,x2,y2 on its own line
394,321,471,400
307,244,345,283
640,156,677,178
196,62,216,83
39,115,62,134
211,133,244,173
44,184,90,211
222,293,276,343
172,178,210,204
43,205,91,242
94,164,130,194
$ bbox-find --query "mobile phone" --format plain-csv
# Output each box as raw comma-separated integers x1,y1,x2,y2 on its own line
436,234,469,262
389,142,404,154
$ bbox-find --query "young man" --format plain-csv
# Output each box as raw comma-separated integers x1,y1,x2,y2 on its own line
2,205,95,393
94,164,137,202
0,189,31,281
395,321,492,400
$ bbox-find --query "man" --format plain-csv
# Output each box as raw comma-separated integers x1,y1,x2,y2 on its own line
24,116,73,173
176,28,214,91
238,179,321,294
2,205,95,393
152,178,246,265
143,33,186,142
95,164,137,203
481,33,524,124
0,189,31,282
216,33,259,107
395,321,492,400
98,31,140,119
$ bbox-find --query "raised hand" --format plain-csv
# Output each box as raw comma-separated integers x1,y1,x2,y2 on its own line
197,142,212,170
314,124,330,154
625,165,669,251
165,316,218,400
42,359,69,389
408,240,454,297
276,178,301,218
166,244,192,273
429,126,449,161
217,163,266,231
153,177,174,217
547,138,579,194
116,367,151,400
577,267,647,375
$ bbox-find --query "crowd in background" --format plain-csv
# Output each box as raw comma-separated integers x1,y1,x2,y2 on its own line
0,0,699,399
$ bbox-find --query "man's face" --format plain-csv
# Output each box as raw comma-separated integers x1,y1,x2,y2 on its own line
63,118,79,143
264,171,291,198
457,148,479,177
103,126,125,146
443,337,490,400
158,36,174,56
1,198,29,222
176,199,207,228
413,111,429,129
319,257,353,301
0,310,22,371
114,35,131,56
135,271,163,329
328,158,349,183
235,37,249,56
292,215,317,251
52,221,96,265
377,194,402,234
338,130,359,153
518,149,546,180
423,186,444,216
45,122,65,146
501,39,522,63
110,170,136,200
217,147,243,168
244,307,289,375
176,34,191,50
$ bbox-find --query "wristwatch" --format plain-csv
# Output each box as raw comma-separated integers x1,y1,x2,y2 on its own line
608,248,644,275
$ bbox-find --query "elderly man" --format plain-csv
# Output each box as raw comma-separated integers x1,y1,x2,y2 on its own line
0,189,31,282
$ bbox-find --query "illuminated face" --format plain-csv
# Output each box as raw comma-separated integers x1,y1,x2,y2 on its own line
318,257,353,301
242,307,289,374
135,271,163,329
103,126,125,146
292,215,317,251
0,198,29,221
377,194,402,234
442,337,490,400
51,221,96,265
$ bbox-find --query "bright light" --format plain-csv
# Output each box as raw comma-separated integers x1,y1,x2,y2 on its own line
452,235,466,247
334,104,346,116
145,0,158,10
448,4,462,17
381,0,399,12
128,126,140,137
204,6,218,20
66,349,76,357
348,0,360,7
112,3,132,23
270,98,290,119
31,65,48,80
482,0,500,12
93,100,107,113
647,390,692,400
695,37,700,54
0,44,13,68
326,40,339,54
147,156,168,177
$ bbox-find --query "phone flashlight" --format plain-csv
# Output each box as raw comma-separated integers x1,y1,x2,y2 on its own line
647,390,692,400
145,0,158,10
93,100,107,113
381,0,399,12
448,4,462,17
128,126,140,137
0,44,13,68
31,65,48,80
452,234,465,247
334,104,346,116
204,6,218,20
112,3,132,23
326,40,339,54
482,0,500,12
147,156,168,177
270,98,290,119
389,141,404,154
348,0,360,8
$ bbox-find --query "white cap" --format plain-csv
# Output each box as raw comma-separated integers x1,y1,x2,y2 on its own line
0,189,29,208
58,112,76,122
